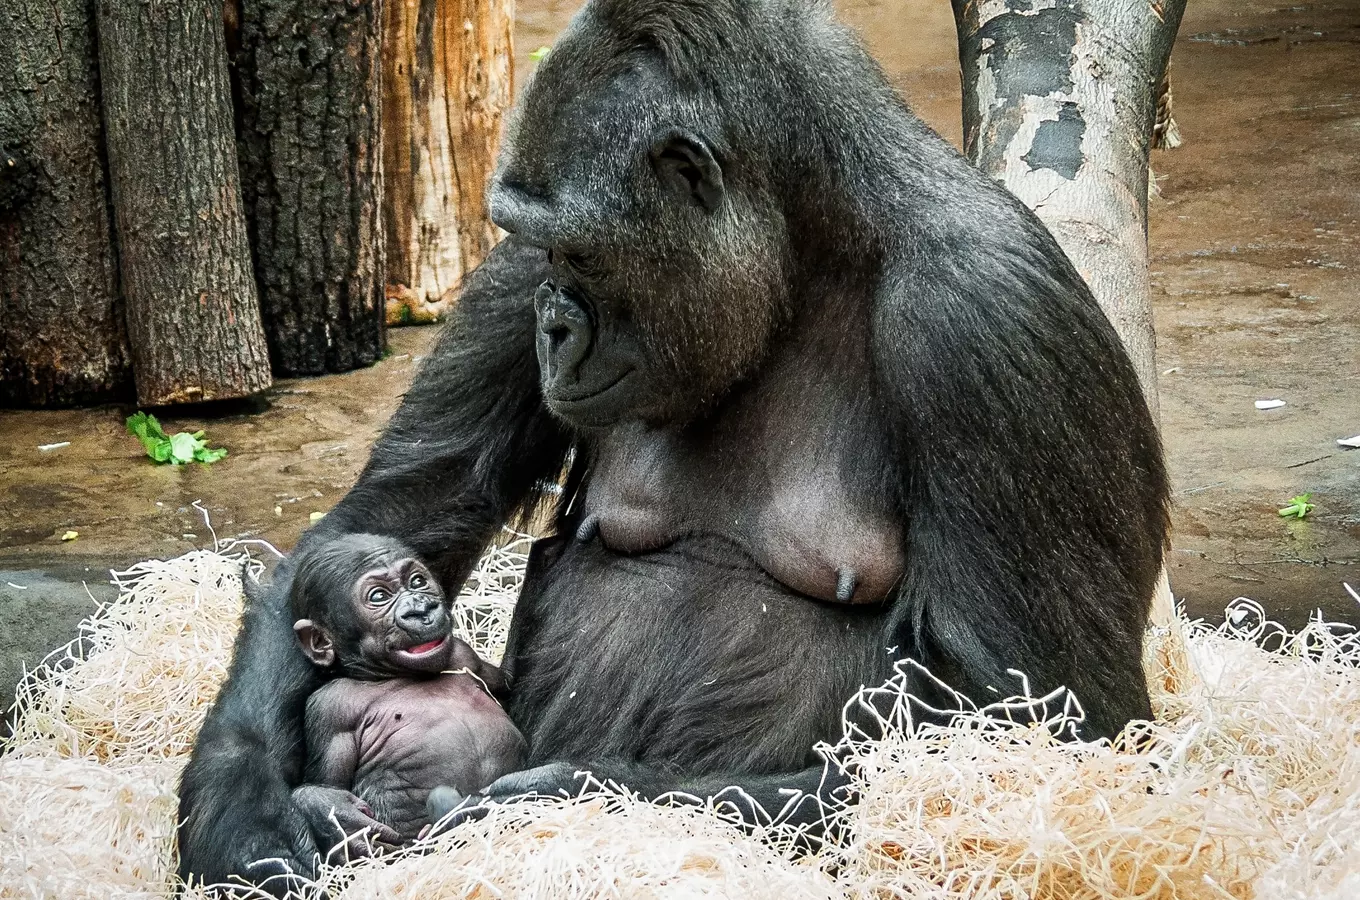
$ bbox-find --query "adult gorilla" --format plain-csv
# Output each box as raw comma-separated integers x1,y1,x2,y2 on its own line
178,0,1168,887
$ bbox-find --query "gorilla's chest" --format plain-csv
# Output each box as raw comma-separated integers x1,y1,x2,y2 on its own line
580,380,906,605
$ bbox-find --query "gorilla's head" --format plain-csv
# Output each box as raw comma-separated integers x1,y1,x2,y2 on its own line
488,1,796,429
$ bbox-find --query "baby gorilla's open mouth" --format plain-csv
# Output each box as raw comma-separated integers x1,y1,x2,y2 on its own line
400,637,446,657
385,632,452,674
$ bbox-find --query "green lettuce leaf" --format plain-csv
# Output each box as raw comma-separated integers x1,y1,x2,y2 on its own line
125,412,229,466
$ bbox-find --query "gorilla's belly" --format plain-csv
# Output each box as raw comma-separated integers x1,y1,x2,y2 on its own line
505,536,892,774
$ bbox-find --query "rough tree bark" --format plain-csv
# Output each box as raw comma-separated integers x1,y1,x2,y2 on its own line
952,0,1184,416
234,0,386,374
0,0,130,407
951,0,1187,649
98,0,272,406
382,0,514,325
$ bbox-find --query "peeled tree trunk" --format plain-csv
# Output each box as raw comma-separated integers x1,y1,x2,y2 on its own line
952,0,1184,417
98,0,272,406
952,0,1187,649
383,0,514,325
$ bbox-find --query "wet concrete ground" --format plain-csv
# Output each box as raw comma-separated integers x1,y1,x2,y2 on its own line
2,0,1358,713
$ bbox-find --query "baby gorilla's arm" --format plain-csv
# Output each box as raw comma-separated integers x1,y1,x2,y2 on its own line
295,685,402,859
446,636,509,698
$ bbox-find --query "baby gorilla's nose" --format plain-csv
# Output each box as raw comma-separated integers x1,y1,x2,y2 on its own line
397,592,440,627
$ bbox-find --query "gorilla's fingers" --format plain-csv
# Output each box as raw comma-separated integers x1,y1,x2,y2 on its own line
424,762,585,838
484,761,583,799
201,858,314,899
326,830,398,865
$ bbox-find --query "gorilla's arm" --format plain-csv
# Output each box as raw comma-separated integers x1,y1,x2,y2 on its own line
176,578,323,893
302,686,363,787
447,635,510,698
432,758,855,839
177,238,572,891
305,237,572,593
870,212,1169,741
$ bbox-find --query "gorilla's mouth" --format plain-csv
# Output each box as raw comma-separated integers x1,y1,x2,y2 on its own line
398,637,446,658
549,367,635,405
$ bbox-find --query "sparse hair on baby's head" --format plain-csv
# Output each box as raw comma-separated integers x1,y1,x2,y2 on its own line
288,532,414,625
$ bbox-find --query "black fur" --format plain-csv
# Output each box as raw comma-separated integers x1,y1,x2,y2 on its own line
178,0,1168,890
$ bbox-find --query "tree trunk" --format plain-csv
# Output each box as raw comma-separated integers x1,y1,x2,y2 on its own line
97,0,272,407
952,0,1184,417
0,0,131,407
951,0,1187,652
382,0,513,325
234,0,386,374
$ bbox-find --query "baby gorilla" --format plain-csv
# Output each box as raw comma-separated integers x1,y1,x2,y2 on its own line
288,533,526,849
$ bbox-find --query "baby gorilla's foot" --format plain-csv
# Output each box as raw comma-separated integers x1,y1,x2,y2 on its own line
423,784,489,837
425,785,467,823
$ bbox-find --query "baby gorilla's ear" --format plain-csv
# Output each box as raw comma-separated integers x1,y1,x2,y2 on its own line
293,619,336,668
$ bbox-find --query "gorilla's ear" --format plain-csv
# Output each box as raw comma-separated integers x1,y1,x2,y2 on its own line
294,619,336,668
649,128,724,212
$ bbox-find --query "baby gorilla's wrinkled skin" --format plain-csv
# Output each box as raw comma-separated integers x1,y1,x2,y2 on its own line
301,648,525,842
289,534,526,847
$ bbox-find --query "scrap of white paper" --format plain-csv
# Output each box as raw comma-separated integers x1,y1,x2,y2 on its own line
1254,399,1286,410
1338,434,1360,449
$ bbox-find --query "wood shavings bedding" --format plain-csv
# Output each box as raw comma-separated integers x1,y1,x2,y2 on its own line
3,543,1357,899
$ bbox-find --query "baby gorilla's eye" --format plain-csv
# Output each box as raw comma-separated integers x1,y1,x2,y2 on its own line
408,572,427,589
366,586,389,605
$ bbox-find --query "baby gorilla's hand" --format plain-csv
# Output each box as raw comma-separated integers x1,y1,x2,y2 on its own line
292,785,402,862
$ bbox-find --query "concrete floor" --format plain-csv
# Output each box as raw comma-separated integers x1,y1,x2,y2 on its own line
2,0,1358,715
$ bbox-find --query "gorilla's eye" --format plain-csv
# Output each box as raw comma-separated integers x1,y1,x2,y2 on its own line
562,251,593,274
548,248,595,278
366,586,389,605
409,572,427,589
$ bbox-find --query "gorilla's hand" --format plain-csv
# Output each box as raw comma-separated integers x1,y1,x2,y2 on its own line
177,769,319,898
484,761,587,798
424,762,585,834
293,785,402,861
176,556,327,895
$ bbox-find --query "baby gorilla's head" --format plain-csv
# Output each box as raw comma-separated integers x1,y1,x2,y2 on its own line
290,533,454,678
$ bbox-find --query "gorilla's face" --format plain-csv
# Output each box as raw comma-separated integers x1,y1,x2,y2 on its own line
488,36,789,429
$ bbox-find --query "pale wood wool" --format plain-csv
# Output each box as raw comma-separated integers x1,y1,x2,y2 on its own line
3,544,1358,899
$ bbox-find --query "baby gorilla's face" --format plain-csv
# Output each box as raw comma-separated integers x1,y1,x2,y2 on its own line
350,555,453,677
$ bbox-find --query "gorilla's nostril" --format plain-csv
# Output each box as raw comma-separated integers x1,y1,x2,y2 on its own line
536,289,594,381
548,323,572,352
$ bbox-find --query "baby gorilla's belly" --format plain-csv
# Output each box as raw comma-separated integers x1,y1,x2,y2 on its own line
352,679,526,839
506,536,892,774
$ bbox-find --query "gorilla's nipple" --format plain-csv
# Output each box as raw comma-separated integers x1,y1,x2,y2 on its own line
835,568,859,603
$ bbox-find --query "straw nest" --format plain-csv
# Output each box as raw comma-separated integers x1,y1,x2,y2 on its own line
3,537,1358,900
